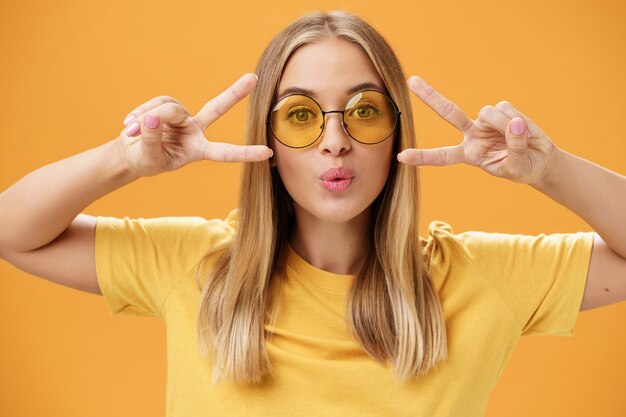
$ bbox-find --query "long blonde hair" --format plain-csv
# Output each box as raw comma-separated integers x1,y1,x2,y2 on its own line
196,10,447,385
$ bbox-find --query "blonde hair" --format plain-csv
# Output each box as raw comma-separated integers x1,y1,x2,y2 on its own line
196,10,447,385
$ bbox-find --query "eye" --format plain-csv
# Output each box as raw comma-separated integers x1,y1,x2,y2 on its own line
349,103,381,119
287,106,317,124
356,106,372,118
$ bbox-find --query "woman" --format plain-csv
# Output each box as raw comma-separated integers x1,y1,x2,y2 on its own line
1,10,624,417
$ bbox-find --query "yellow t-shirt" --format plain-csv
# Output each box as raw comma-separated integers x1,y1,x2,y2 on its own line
95,209,595,417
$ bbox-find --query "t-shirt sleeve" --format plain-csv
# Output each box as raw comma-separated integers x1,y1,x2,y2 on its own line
94,209,238,319
424,221,595,337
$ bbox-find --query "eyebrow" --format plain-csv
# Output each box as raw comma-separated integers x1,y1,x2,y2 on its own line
276,82,386,102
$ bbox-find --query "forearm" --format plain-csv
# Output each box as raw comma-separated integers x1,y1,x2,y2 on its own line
0,138,141,253
530,146,626,257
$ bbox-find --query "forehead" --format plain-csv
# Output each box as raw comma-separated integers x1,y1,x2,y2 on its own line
276,38,386,102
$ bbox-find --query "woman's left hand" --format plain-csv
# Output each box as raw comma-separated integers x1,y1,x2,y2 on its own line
398,76,559,185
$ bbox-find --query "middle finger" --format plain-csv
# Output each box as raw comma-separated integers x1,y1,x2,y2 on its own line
476,105,511,133
123,95,183,125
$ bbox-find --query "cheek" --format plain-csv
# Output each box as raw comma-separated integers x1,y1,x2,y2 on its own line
271,143,310,195
364,144,393,183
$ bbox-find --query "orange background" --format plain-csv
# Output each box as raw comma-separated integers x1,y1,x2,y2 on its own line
1,0,625,416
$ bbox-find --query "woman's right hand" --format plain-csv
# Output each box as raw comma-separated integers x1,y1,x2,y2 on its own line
118,73,272,177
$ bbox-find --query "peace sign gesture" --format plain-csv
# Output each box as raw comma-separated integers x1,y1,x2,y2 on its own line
118,73,273,177
397,76,559,185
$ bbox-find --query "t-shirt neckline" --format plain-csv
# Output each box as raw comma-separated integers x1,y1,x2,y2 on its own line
286,243,356,293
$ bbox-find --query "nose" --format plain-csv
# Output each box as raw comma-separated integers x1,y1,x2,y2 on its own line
318,112,351,155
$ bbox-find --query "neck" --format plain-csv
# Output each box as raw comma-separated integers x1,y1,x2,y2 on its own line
288,204,372,275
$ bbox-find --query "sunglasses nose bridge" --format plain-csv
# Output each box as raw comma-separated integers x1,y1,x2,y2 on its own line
320,109,348,131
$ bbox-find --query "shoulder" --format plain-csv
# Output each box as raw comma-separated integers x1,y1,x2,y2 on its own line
94,208,239,271
96,208,238,238
420,221,473,271
420,220,593,277
420,220,523,278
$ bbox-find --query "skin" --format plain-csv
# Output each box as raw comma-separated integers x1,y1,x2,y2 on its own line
269,37,395,275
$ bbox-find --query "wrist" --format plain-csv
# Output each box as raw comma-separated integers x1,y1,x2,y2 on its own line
106,137,142,185
530,144,563,191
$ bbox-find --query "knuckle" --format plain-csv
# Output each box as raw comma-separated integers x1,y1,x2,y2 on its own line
156,102,176,118
151,95,181,108
222,146,232,162
440,101,455,118
158,101,188,121
461,118,473,132
211,95,227,117
438,148,447,165
495,100,512,111
228,83,244,100
478,105,493,119
419,82,434,100
160,101,178,113
129,96,181,122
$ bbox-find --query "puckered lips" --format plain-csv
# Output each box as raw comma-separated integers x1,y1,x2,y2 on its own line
320,167,355,192
320,167,355,181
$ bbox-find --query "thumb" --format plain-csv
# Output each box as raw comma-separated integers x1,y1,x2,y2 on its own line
140,113,163,156
505,117,529,166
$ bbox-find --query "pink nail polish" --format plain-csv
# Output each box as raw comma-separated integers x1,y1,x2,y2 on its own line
123,114,135,126
145,114,159,129
510,118,525,135
124,121,139,136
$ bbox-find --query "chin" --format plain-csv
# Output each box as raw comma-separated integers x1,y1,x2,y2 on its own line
298,199,373,225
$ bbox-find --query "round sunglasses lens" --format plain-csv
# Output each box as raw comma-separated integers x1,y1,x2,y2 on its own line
269,95,323,148
344,91,397,143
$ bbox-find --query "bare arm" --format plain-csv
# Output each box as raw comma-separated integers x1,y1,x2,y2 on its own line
0,139,140,295
0,138,139,254
529,149,626,311
530,148,626,257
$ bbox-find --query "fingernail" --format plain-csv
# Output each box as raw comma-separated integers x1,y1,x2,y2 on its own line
124,121,139,136
145,114,159,129
510,118,525,135
123,114,135,126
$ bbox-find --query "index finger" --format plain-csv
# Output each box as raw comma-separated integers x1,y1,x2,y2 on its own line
408,76,473,133
203,142,273,163
194,73,258,131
